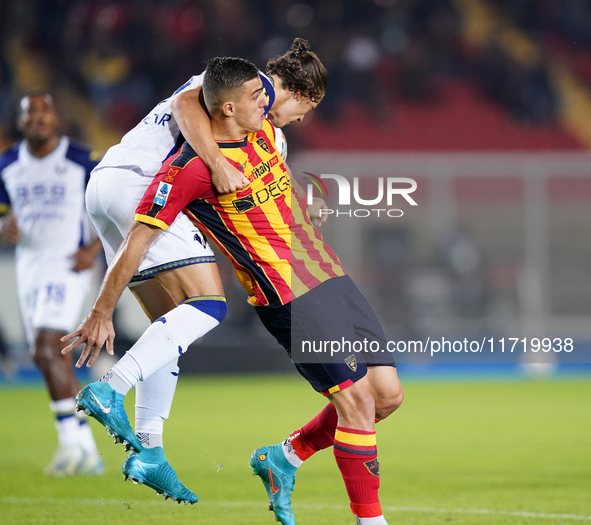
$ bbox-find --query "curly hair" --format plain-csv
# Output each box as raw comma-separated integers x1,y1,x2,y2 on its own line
266,38,327,103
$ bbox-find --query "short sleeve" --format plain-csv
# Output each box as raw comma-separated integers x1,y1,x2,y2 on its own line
0,175,10,215
65,140,101,186
0,145,18,215
135,143,210,230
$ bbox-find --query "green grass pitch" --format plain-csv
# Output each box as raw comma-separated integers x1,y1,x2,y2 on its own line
1,374,590,525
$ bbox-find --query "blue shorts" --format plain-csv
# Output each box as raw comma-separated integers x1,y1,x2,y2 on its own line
255,275,395,395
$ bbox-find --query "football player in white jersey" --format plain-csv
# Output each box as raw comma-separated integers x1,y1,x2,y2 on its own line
0,92,104,476
62,40,327,502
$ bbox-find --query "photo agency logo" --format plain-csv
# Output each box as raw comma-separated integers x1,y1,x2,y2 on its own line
303,173,418,218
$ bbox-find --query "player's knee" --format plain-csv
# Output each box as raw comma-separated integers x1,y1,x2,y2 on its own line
375,383,404,421
183,296,227,324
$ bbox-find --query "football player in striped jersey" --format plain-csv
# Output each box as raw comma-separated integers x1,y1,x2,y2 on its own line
136,58,402,525
62,41,329,503
68,56,402,524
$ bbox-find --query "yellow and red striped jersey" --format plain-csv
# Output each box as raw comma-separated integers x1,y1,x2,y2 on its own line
135,119,345,306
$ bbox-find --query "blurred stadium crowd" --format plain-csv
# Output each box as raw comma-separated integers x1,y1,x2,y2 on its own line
1,0,591,150
1,0,591,373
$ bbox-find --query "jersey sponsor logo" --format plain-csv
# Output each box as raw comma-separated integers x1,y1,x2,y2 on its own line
251,160,271,180
232,174,290,212
269,155,279,168
14,183,66,207
233,194,256,213
256,137,270,154
154,181,172,207
144,111,172,126
33,184,45,197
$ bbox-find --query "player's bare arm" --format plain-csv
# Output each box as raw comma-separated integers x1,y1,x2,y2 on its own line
0,214,20,243
61,222,162,367
307,198,328,228
71,238,103,272
288,166,328,228
171,86,248,194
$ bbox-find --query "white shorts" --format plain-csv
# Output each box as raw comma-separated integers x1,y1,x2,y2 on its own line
16,264,91,345
86,167,215,285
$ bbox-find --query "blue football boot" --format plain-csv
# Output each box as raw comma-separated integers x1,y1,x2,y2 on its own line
75,381,142,453
250,445,297,525
122,447,198,505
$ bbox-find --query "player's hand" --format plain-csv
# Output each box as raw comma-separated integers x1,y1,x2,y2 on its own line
60,310,115,368
308,198,329,228
0,215,20,243
211,157,249,194
71,245,96,272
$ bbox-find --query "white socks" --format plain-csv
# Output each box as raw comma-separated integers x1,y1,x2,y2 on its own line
106,302,223,395
50,398,97,452
135,359,180,448
281,438,304,468
100,296,226,450
355,516,388,525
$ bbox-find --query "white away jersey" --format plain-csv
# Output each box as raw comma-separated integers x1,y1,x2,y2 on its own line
96,72,281,178
0,137,99,271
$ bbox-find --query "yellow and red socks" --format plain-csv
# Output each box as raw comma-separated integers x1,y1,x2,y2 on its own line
333,427,385,523
281,403,338,467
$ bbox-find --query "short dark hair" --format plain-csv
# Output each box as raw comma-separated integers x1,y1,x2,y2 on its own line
266,38,327,103
203,57,259,113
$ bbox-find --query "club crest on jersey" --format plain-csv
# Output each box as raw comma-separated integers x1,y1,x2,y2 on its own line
256,137,270,154
364,458,380,477
154,181,172,207
345,355,357,372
